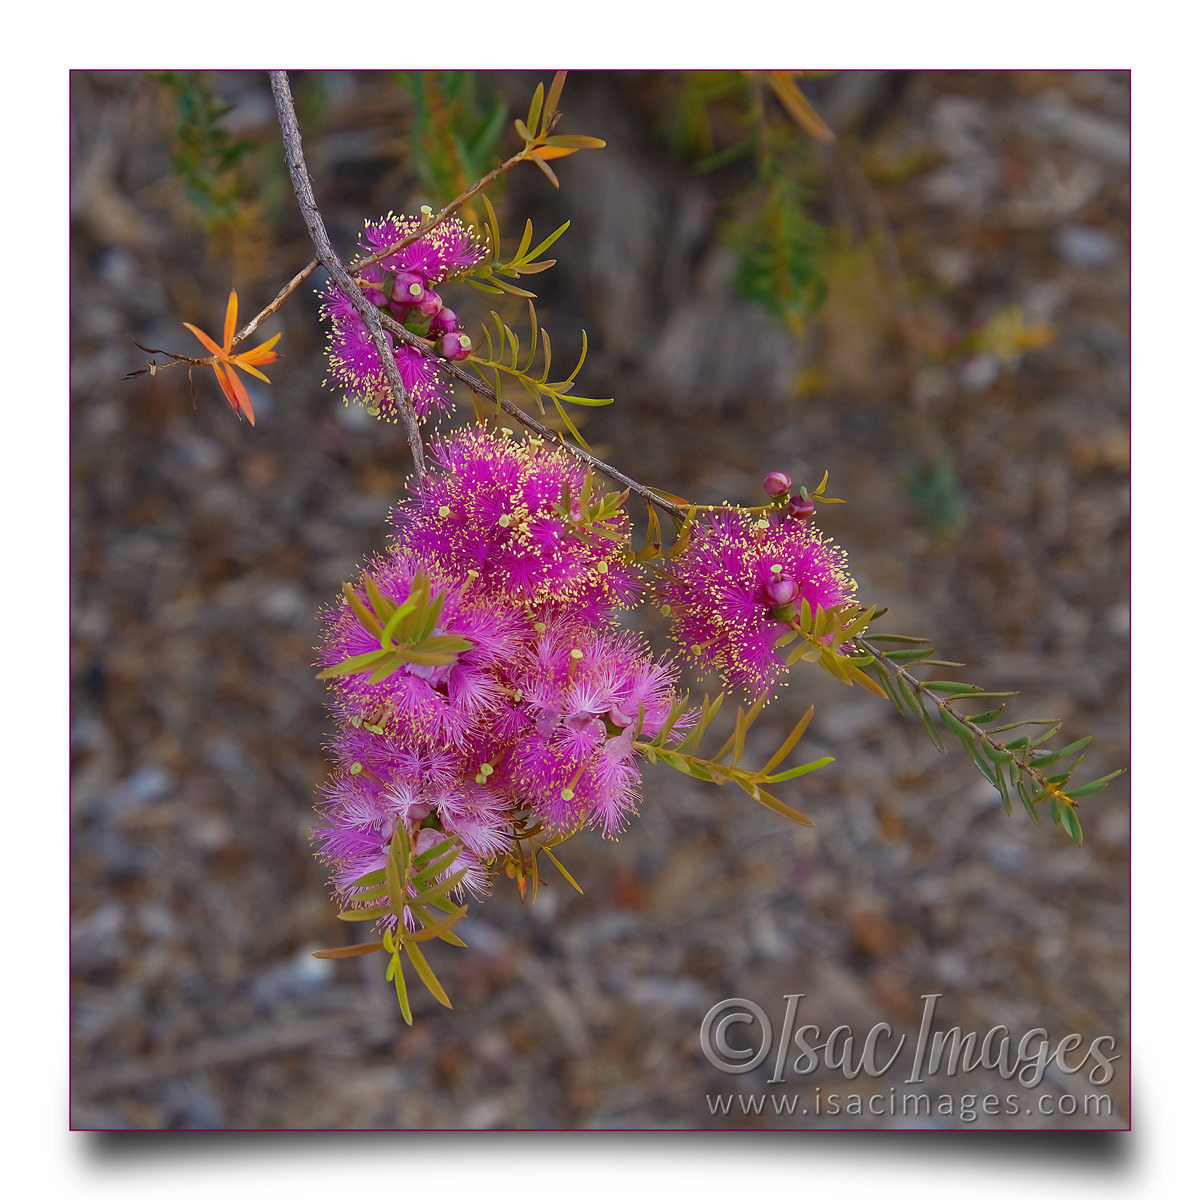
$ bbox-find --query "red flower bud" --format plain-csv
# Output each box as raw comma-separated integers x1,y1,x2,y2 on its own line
787,495,816,521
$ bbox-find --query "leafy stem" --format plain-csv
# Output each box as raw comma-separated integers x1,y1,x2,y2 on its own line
228,73,598,350
635,694,833,828
856,635,1123,844
314,823,468,1025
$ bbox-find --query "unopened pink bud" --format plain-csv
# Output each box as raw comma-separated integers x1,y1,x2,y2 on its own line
430,306,458,337
415,288,443,318
438,331,472,361
763,471,792,497
392,271,425,301
788,495,816,521
764,577,800,607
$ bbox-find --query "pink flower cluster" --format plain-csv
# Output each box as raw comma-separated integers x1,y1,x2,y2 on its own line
315,425,859,931
314,427,684,919
658,504,856,698
321,213,485,422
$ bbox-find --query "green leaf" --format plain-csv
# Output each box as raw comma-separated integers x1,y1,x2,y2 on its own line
539,845,584,894
990,718,1062,733
1062,805,1084,845
412,849,462,885
366,656,407,684
970,704,1007,725
741,782,817,826
846,663,888,698
995,763,1013,816
1017,779,1040,824
894,672,925,720
870,661,905,715
344,883,389,904
316,648,389,680
1032,736,1093,767
413,834,460,867
413,868,469,908
408,903,469,945
392,822,411,878
362,574,395,626
524,219,571,262
403,940,454,1009
514,218,534,264
380,594,419,647
964,739,998,786
385,844,408,915
761,755,835,784
881,646,934,663
915,698,945,753
540,133,607,149
337,905,392,922
938,707,973,739
760,705,815,775
545,71,566,124
1064,770,1126,799
391,953,413,1024
526,83,545,142
311,942,385,960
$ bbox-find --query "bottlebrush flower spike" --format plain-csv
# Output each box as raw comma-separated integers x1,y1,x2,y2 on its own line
359,213,486,284
182,290,281,426
659,508,856,699
392,426,642,619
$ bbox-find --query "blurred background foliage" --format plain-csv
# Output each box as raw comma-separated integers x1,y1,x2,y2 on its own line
71,70,1128,1130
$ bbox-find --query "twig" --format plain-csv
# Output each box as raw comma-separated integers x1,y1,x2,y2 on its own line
228,152,526,350
373,307,688,523
228,134,532,351
350,150,531,277
270,69,427,482
231,257,319,348
160,70,681,519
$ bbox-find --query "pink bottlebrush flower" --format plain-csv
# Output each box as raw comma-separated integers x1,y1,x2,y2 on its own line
315,745,514,911
318,552,526,752
392,344,450,420
499,617,688,837
314,773,389,876
322,290,451,421
359,213,486,285
392,426,642,619
320,213,485,423
658,508,856,698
